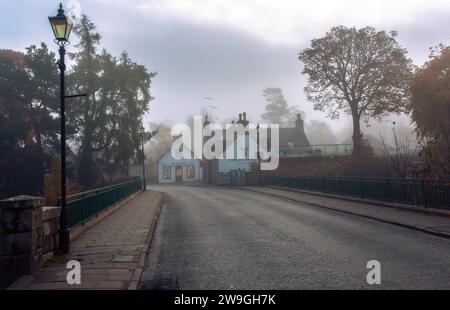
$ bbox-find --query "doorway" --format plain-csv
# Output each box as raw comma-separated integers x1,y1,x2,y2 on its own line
175,167,183,183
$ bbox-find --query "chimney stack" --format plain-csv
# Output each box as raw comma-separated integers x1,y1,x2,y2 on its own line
203,115,210,127
242,112,249,126
295,113,304,133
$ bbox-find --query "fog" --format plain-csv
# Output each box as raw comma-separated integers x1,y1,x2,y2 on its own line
2,0,450,138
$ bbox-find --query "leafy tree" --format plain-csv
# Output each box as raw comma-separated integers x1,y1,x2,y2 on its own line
25,43,60,193
261,88,292,126
409,44,450,178
44,157,81,205
299,26,413,157
305,120,337,145
0,50,31,198
146,122,173,165
0,46,59,198
66,15,102,187
0,15,156,197
68,15,156,188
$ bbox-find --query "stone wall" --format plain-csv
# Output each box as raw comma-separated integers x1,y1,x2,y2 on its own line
0,196,60,288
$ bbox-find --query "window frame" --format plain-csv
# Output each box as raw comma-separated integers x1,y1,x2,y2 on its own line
186,165,196,179
163,166,172,180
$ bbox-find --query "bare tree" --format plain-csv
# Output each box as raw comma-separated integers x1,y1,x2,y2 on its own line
380,122,416,178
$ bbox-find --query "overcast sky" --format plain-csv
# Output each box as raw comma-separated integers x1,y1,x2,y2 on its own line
2,0,450,133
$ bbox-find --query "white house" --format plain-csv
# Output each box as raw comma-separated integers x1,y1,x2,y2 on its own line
157,148,203,184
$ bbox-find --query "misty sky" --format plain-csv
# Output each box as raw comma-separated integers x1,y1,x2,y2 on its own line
2,0,450,135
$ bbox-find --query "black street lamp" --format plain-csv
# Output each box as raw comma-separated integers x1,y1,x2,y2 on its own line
49,4,85,254
140,125,147,191
257,124,262,186
140,127,159,191
49,4,73,43
49,3,72,254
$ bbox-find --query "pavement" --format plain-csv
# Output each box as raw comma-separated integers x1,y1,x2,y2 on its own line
141,185,450,290
12,190,164,290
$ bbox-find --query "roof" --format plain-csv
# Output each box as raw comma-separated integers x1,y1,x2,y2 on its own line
278,128,310,147
156,126,311,163
156,143,195,163
216,127,310,147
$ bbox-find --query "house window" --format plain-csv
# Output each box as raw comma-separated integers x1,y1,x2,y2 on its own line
163,167,172,179
186,165,195,179
288,142,295,148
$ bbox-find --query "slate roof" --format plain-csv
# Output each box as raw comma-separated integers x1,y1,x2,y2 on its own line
156,122,311,164
216,127,310,148
278,128,310,147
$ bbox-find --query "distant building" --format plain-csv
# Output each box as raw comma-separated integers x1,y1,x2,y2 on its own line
155,112,350,185
278,114,310,157
156,146,203,184
202,113,311,185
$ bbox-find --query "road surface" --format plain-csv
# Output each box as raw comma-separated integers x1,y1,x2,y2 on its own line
141,186,450,290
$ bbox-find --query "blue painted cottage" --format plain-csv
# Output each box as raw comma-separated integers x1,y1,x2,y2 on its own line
157,148,203,184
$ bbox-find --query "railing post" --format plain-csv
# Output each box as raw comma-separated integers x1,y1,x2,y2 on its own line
421,180,427,208
360,178,365,199
82,193,86,225
96,190,99,217
387,179,391,203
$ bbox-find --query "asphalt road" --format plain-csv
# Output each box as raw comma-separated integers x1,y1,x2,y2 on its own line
141,186,450,290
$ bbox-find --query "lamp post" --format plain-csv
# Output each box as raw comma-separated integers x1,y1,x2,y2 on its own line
257,124,261,186
140,125,147,191
49,3,73,254
140,127,159,191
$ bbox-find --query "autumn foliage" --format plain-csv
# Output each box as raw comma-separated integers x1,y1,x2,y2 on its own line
44,157,81,206
409,45,450,178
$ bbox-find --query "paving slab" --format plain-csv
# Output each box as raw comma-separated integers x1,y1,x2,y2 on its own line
13,190,164,290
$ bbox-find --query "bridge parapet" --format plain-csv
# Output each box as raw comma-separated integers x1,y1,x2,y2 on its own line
0,196,60,288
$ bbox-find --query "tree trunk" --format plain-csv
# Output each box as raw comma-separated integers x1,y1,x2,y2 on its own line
78,131,97,189
352,115,362,158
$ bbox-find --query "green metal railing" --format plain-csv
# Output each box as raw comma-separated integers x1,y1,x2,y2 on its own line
60,178,142,229
265,175,450,210
279,144,353,158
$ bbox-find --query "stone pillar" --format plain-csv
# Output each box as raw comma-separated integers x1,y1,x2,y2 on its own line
0,196,47,288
